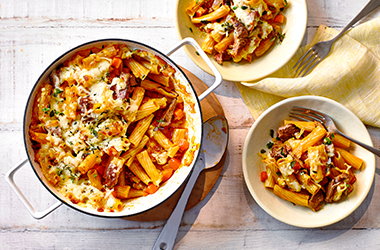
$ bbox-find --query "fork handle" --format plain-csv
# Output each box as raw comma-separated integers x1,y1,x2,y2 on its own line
333,0,380,42
335,131,380,157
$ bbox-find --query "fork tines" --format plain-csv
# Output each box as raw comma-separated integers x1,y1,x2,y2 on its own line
292,48,321,77
289,106,326,124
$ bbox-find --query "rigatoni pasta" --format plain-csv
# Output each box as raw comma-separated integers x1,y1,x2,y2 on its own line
259,120,363,211
186,0,288,64
29,43,198,212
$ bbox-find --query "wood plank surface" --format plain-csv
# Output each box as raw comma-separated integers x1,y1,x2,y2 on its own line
1,0,379,249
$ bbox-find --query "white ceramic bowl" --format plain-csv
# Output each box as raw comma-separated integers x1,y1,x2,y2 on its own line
176,0,307,82
242,96,376,228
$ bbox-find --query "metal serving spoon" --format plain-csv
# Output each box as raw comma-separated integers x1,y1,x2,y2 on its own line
152,115,229,250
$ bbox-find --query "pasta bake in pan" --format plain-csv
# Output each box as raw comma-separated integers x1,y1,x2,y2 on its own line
186,0,288,64
259,120,363,211
29,43,199,212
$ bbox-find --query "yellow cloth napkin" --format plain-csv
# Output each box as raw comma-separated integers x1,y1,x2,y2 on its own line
237,17,380,128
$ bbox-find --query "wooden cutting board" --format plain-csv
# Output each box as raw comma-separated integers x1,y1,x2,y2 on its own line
125,67,227,221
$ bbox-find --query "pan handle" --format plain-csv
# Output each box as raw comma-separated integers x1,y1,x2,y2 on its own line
166,37,222,101
5,159,62,219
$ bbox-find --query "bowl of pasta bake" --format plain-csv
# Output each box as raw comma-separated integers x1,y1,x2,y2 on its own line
242,96,375,228
19,39,219,218
176,0,307,81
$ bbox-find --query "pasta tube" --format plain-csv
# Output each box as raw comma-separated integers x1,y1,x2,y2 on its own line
214,33,234,53
125,58,150,79
148,74,170,87
129,114,154,146
201,34,216,54
128,161,151,185
114,185,131,199
332,134,351,149
293,126,327,158
335,148,363,170
273,185,310,208
136,150,162,186
191,5,230,24
78,151,102,174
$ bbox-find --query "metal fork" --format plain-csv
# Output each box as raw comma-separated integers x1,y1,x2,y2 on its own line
293,0,380,77
290,106,380,157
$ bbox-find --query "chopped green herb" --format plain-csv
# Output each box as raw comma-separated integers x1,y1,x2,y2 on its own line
221,22,233,32
290,161,296,168
189,27,193,33
93,174,98,178
312,170,318,174
53,88,63,97
156,119,165,123
90,128,98,137
49,110,55,117
232,6,238,10
266,141,274,149
42,107,50,113
262,10,267,15
56,169,63,176
260,149,266,154
270,129,275,138
195,51,200,56
275,136,281,141
331,133,335,139
323,137,332,145
276,171,281,176
241,6,248,10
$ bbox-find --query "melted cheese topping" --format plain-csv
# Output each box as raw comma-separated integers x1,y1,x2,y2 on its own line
30,44,198,212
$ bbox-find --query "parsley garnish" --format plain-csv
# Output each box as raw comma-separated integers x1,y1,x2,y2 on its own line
323,137,332,145
266,142,274,149
42,107,50,113
49,110,55,117
195,51,200,56
56,169,63,176
290,161,296,168
200,20,208,24
189,27,193,33
90,128,98,137
53,88,63,97
241,6,248,10
232,6,238,10
260,149,266,154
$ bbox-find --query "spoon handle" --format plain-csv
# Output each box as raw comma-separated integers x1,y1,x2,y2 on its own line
152,152,205,250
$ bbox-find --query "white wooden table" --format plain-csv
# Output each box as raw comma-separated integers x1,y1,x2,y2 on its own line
1,0,379,249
